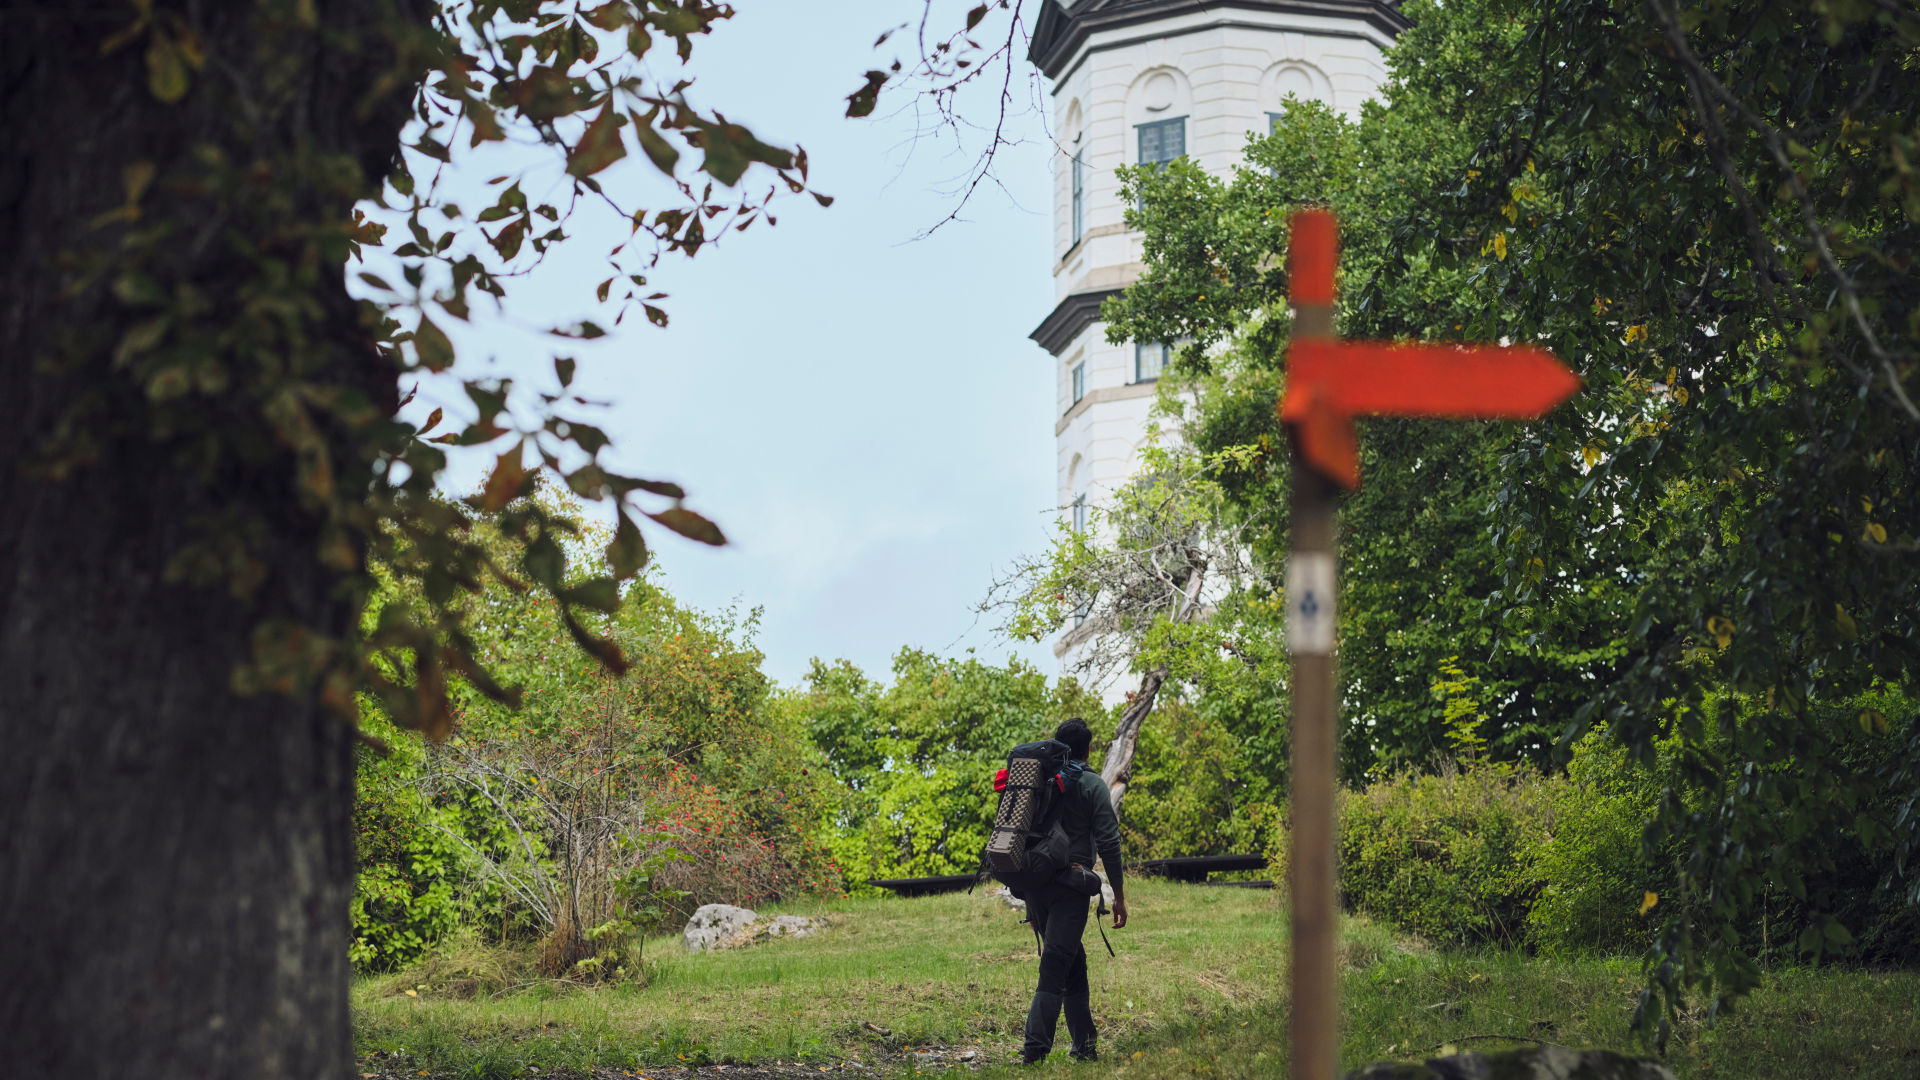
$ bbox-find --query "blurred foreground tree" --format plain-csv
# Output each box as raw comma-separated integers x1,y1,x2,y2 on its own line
0,0,881,1075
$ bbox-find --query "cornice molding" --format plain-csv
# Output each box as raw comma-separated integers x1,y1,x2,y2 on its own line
1030,287,1126,357
1056,381,1159,436
1030,0,1410,81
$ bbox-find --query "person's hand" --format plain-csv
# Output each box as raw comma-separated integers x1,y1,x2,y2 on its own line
1110,898,1128,929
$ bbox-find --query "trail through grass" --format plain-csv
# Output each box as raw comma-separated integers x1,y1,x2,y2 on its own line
353,880,1920,1079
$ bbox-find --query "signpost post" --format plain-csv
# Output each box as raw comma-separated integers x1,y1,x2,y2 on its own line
1280,208,1580,1079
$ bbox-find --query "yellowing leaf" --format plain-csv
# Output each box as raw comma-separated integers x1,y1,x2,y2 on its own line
1640,891,1659,916
1835,603,1859,642
1707,616,1735,649
123,159,157,206
146,31,190,103
1624,324,1648,344
1864,522,1888,543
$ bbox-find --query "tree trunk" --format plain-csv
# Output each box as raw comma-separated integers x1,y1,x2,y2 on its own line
0,4,417,1076
1097,560,1209,815
1100,665,1169,813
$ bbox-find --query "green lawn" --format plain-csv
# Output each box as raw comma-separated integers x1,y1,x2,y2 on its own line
352,880,1920,1078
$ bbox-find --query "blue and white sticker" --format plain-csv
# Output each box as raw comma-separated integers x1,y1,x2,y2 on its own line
1286,552,1337,656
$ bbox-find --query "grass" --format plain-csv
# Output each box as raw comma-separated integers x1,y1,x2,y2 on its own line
352,880,1920,1079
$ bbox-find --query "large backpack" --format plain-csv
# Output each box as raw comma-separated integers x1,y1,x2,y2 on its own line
982,739,1075,894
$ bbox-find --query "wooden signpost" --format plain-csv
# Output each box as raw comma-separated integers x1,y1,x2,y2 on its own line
1281,209,1579,1079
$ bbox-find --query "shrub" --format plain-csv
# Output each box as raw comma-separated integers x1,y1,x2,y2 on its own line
352,729,467,971
1119,703,1282,862
1527,731,1670,956
1337,764,1556,947
791,650,1104,888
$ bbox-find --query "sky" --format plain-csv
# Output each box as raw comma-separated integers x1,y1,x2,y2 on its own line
386,4,1069,690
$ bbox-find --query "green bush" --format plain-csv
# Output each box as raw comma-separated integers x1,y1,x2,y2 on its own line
1118,701,1282,862
1337,764,1556,947
351,730,467,971
1527,731,1670,956
788,649,1103,886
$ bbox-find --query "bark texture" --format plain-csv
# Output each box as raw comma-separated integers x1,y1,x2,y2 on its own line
0,3,417,1076
1098,561,1208,814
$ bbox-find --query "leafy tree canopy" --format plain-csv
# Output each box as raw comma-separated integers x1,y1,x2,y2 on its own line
1104,0,1920,1043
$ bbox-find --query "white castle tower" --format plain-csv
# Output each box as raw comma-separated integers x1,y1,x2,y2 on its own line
1026,0,1407,673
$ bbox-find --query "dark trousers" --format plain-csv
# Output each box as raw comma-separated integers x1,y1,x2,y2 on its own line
1022,885,1096,1060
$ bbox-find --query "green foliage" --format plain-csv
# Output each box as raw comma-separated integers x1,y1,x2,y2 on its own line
1105,103,1635,776
1344,702,1920,963
1337,765,1558,947
352,497,838,974
785,650,1103,886
1110,0,1920,1033
352,725,467,971
1529,731,1672,957
1116,705,1245,860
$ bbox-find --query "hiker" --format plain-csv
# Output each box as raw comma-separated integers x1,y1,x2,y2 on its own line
1020,717,1127,1064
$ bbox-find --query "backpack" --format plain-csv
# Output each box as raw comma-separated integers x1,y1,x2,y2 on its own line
982,739,1076,894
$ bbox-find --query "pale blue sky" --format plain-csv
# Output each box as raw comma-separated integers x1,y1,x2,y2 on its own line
394,4,1068,688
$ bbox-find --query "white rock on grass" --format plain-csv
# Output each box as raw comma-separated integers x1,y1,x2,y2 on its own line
683,905,830,953
684,903,758,952
765,914,824,940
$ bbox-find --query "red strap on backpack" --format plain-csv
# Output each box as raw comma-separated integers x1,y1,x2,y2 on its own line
993,768,1009,792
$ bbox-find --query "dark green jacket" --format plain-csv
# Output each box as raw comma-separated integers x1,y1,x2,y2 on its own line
1059,761,1124,895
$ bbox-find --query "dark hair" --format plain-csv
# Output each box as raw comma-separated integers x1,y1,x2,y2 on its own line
1054,717,1094,759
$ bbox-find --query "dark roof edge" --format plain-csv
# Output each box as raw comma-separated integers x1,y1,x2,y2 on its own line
1029,0,1410,80
1030,287,1127,356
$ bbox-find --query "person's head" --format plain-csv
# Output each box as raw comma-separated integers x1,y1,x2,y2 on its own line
1054,717,1094,761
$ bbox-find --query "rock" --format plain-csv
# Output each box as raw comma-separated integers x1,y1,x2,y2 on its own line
684,904,758,952
765,914,825,940
683,905,830,952
1342,1044,1677,1080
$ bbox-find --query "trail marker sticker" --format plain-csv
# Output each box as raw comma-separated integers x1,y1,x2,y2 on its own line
1285,553,1336,656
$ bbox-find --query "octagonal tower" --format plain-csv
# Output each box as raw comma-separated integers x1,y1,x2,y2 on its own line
1028,0,1407,676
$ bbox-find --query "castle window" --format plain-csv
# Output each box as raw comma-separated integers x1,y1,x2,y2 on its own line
1137,117,1186,168
1268,111,1284,134
1070,149,1085,246
1071,360,1086,404
1072,493,1087,534
1135,341,1171,383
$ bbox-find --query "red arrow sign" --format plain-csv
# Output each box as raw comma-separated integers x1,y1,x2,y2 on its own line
1279,210,1580,489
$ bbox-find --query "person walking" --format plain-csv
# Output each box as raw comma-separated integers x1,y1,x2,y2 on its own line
1022,717,1128,1064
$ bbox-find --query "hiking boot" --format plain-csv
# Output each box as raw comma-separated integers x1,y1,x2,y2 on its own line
1067,1045,1098,1062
